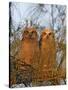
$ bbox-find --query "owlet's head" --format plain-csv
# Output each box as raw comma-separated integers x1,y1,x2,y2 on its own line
22,27,38,40
40,28,55,41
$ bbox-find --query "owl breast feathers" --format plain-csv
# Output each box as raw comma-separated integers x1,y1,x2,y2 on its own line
12,28,58,85
36,28,57,81
40,28,56,70
17,27,39,65
14,27,40,86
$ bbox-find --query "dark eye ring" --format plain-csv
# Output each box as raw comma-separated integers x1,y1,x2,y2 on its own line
31,31,34,34
44,32,46,35
43,32,46,35
49,33,51,35
24,31,28,34
32,31,36,34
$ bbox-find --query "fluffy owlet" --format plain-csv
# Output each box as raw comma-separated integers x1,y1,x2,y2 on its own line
15,27,39,86
39,28,57,81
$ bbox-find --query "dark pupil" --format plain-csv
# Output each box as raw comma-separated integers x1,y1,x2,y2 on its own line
43,32,46,36
49,33,51,35
24,31,28,34
31,31,34,34
32,31,35,34
32,31,36,35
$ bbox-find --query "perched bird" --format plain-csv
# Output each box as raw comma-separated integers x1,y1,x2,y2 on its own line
15,27,39,86
39,28,57,81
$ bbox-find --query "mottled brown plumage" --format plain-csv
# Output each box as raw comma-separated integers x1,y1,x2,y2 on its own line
15,27,39,86
17,27,39,65
39,28,57,81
